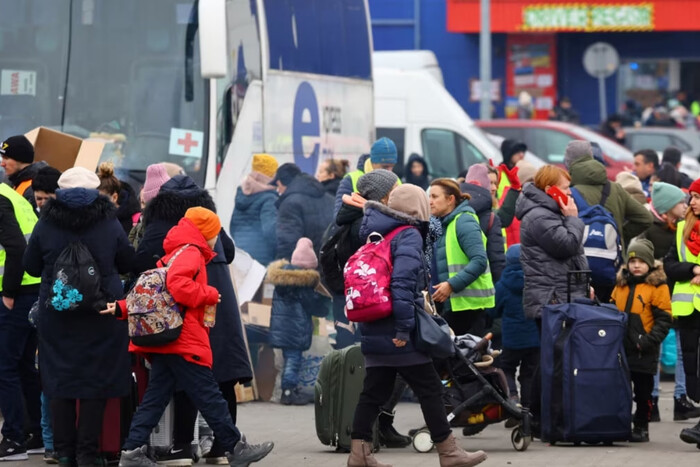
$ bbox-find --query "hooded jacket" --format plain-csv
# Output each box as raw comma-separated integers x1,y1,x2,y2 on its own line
334,154,371,215
23,189,135,399
403,154,430,190
119,218,220,368
8,160,48,208
516,183,588,319
267,260,330,351
490,245,539,350
432,200,489,314
230,172,278,266
276,173,334,260
357,201,432,367
460,182,506,282
569,155,652,249
611,263,672,374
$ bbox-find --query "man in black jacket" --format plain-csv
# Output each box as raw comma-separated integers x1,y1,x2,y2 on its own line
0,135,47,208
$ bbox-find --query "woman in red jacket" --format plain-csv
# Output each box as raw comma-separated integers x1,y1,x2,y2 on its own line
102,207,273,467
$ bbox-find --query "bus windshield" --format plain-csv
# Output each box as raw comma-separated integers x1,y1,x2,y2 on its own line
0,0,207,185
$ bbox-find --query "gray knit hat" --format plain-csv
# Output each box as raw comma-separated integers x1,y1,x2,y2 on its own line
357,169,398,201
564,141,593,170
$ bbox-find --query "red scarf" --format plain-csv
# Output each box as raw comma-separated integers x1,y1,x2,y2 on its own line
686,222,700,257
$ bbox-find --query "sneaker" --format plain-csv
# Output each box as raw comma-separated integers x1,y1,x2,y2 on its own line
226,436,273,467
25,433,44,454
675,395,700,421
43,450,59,464
155,445,192,466
280,388,308,406
0,438,28,461
119,445,156,467
203,440,227,465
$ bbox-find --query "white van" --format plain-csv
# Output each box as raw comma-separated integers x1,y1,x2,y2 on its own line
372,50,444,86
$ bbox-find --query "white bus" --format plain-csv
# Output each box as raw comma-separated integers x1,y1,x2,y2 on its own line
0,0,374,229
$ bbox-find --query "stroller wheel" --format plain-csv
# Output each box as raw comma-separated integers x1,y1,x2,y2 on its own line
412,429,434,453
511,427,531,452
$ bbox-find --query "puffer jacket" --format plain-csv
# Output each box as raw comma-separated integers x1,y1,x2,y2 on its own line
460,182,506,282
267,260,330,351
516,183,588,319
432,200,489,314
276,174,334,260
357,201,432,367
569,155,653,249
334,154,370,215
230,171,278,266
611,263,672,374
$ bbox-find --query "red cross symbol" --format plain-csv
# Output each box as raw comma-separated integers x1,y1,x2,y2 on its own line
177,133,199,154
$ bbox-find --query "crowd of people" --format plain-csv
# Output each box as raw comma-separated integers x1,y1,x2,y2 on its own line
4,124,700,467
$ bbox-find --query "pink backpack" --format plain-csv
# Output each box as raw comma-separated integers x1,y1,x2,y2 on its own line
343,226,413,322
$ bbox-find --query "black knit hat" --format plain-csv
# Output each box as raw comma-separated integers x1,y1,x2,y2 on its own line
270,163,302,186
0,135,34,164
31,166,62,194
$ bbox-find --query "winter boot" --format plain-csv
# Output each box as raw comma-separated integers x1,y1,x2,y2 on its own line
280,388,308,406
674,394,700,421
680,420,700,444
347,439,392,467
435,433,487,467
650,397,660,422
629,423,649,443
377,411,411,448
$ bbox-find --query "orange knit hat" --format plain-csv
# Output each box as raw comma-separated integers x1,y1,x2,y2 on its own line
184,207,221,240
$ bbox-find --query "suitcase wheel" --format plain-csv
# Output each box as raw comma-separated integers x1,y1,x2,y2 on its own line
511,428,531,452
412,429,434,453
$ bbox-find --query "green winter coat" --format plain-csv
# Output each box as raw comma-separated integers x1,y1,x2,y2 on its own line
569,155,652,250
434,201,489,313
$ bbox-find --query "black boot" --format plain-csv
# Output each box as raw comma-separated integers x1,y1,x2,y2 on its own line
674,395,700,421
681,420,700,444
650,397,660,422
377,411,411,448
629,423,649,443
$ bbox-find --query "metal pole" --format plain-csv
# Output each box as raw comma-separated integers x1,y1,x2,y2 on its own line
414,0,421,50
479,0,491,120
598,75,607,123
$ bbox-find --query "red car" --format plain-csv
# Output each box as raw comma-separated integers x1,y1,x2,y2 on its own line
476,120,634,180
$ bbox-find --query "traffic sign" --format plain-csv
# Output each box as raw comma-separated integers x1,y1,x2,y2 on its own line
583,42,619,79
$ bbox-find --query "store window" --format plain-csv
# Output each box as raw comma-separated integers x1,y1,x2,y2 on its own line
618,59,679,110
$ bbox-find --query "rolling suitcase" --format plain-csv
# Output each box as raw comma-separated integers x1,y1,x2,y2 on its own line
540,271,632,444
314,345,377,452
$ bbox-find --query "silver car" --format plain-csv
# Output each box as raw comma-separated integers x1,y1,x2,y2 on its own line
624,127,700,179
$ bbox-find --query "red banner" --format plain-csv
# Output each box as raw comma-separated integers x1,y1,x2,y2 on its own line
505,34,557,120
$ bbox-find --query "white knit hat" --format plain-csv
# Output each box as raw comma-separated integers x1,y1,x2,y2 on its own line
57,167,100,190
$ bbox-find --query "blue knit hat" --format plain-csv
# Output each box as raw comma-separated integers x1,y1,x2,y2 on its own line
370,137,398,164
652,182,686,215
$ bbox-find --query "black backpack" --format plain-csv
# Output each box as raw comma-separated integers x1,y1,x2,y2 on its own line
319,223,357,295
48,242,107,313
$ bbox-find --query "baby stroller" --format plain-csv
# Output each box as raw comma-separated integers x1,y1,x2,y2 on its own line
411,333,533,453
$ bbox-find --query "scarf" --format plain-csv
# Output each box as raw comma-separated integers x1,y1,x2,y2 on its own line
686,221,700,257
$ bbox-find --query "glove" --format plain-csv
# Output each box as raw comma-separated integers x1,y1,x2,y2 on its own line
500,164,522,191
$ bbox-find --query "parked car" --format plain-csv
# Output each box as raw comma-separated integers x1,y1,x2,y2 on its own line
476,120,633,179
623,127,700,180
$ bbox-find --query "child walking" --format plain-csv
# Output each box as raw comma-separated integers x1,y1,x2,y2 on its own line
102,207,273,467
611,238,672,442
267,237,331,405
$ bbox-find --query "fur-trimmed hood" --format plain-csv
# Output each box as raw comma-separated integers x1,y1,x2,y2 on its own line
616,261,667,287
42,191,116,231
266,259,320,287
143,188,216,225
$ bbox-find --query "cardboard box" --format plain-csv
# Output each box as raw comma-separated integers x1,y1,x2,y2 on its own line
234,383,254,403
24,127,104,172
241,302,271,328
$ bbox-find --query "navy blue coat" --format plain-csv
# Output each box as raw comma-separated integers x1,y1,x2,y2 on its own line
276,174,334,260
490,245,540,350
23,190,135,399
267,260,330,351
356,201,432,367
230,182,278,266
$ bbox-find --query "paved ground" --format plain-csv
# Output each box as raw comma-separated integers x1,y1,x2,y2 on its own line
8,381,700,467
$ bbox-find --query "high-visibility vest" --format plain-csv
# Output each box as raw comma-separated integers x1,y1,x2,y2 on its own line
0,184,41,290
446,212,496,311
496,167,511,201
672,220,700,316
345,170,364,192
15,179,31,197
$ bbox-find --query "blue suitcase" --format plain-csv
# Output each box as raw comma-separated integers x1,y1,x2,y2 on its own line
540,272,632,444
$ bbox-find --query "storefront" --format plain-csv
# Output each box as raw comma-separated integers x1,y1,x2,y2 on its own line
446,0,700,125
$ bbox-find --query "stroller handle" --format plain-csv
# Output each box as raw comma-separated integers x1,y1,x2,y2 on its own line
473,332,492,353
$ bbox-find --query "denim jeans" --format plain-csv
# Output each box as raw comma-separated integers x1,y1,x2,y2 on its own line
41,393,53,451
0,292,41,441
281,349,303,390
653,330,686,399
123,354,241,453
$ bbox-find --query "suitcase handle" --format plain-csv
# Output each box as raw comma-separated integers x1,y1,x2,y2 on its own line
567,270,592,303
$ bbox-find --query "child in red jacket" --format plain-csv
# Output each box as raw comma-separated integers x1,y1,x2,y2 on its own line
102,207,273,467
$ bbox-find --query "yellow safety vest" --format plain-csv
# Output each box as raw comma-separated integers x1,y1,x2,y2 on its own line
672,221,700,316
346,170,364,193
0,184,41,290
446,212,495,310
496,167,511,201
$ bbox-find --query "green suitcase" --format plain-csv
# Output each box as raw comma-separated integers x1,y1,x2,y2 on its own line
314,345,378,451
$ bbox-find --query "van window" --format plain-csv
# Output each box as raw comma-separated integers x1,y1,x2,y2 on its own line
376,127,405,178
527,128,573,164
422,129,486,178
